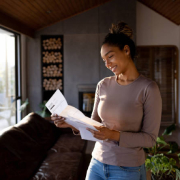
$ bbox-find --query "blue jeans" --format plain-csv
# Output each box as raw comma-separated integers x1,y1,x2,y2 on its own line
85,157,147,180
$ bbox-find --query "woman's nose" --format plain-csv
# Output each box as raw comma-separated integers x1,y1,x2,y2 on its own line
105,60,111,68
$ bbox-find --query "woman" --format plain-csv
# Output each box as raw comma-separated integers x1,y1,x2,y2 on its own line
51,22,162,180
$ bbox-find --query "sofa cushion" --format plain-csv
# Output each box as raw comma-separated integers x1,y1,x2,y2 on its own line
31,133,86,180
32,152,83,180
0,112,61,180
48,133,86,153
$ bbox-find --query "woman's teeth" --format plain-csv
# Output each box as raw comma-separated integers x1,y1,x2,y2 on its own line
112,66,116,72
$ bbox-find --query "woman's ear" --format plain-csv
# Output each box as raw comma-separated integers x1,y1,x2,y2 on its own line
124,45,130,56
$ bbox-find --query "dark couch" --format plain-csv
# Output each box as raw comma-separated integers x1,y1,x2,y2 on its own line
0,112,87,180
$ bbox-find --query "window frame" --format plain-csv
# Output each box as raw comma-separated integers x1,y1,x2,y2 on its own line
0,26,22,123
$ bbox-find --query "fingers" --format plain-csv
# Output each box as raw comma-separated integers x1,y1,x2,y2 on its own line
94,126,100,129
86,127,109,140
54,120,67,128
87,128,104,138
54,120,73,129
51,113,66,121
54,120,64,125
94,126,105,130
51,113,58,117
86,128,97,134
93,126,100,130
93,134,105,140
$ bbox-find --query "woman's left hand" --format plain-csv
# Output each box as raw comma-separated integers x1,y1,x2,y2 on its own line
86,126,120,141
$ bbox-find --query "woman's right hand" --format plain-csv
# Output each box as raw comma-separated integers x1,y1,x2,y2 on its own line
51,114,79,132
51,114,69,128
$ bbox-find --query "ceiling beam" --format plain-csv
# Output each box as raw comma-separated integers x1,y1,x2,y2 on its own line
0,11,35,38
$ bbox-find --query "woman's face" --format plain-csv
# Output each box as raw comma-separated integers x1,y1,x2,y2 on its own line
101,43,131,76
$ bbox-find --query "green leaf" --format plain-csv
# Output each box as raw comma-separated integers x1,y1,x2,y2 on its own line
157,145,168,151
169,158,176,166
166,142,179,154
176,169,180,180
161,156,169,164
156,137,167,145
167,150,173,154
177,153,180,162
162,124,176,136
159,136,164,140
39,101,47,109
36,110,48,118
19,98,29,112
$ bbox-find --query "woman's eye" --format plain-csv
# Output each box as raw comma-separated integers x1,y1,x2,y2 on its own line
109,55,113,58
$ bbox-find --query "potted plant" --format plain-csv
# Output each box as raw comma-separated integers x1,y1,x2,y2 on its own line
19,99,51,118
36,101,51,118
144,124,180,180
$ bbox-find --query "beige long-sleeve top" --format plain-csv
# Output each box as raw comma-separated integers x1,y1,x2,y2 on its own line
91,74,162,167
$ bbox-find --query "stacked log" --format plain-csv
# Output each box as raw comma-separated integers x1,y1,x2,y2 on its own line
43,65,62,77
42,51,62,63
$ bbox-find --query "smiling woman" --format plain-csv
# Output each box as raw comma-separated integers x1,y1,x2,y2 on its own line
84,22,162,180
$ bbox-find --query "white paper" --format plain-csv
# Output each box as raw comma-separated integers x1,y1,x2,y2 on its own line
79,128,103,143
60,105,85,119
45,90,68,114
45,89,103,142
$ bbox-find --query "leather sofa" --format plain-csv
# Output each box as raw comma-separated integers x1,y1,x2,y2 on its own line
0,112,87,180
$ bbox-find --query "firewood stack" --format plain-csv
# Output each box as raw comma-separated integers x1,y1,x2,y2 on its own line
43,79,62,91
43,64,62,77
42,51,62,63
42,36,63,92
43,38,62,50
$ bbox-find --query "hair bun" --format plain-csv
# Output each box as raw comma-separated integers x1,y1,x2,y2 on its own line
109,22,133,39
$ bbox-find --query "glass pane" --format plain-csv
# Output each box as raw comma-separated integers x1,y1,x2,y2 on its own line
0,30,16,130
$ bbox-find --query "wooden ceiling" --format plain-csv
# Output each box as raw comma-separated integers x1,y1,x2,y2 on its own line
0,0,112,37
138,0,180,25
0,0,180,37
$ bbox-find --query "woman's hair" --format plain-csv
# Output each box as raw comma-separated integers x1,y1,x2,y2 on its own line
102,22,136,60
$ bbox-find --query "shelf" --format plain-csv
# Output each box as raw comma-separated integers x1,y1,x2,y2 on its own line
41,35,64,101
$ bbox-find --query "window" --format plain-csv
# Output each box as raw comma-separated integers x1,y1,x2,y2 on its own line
0,27,21,131
136,46,178,125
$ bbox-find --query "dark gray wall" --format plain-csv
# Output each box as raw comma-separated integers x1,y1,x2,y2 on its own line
27,0,136,112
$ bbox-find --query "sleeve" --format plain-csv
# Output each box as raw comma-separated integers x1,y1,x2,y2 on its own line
119,81,162,148
91,82,102,123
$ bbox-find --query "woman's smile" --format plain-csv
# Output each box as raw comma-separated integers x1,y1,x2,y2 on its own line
112,65,117,72
109,65,117,72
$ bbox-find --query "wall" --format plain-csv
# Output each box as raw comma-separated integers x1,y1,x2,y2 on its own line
26,0,136,112
136,1,180,124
